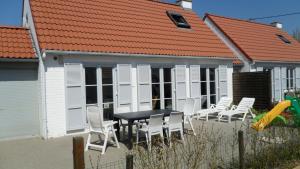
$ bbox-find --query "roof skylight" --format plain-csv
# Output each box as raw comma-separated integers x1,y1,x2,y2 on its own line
277,34,291,44
167,11,191,29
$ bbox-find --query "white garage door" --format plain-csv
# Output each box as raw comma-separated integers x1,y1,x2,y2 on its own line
0,68,39,139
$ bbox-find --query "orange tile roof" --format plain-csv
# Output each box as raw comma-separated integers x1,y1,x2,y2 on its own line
30,0,234,59
205,14,300,63
0,26,35,59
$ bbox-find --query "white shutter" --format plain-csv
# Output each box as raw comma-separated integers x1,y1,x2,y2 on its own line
218,65,228,98
296,67,300,90
175,65,187,111
281,67,287,99
273,67,281,101
137,64,152,111
65,63,85,131
116,64,132,113
190,65,201,111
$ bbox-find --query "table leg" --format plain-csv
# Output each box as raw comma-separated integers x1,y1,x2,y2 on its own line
114,118,120,140
128,120,133,149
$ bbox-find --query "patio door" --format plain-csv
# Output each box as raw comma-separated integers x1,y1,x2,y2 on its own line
65,63,85,131
99,67,115,120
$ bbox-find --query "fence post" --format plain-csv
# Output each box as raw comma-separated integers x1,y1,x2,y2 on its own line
126,154,133,169
238,130,245,169
73,137,85,169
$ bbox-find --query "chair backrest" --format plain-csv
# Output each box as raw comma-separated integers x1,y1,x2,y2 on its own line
148,114,164,131
169,112,183,125
86,106,104,130
215,97,233,111
235,98,255,113
183,98,195,116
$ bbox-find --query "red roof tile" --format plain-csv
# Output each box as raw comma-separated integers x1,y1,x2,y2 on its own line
0,26,35,59
205,14,300,63
30,0,234,59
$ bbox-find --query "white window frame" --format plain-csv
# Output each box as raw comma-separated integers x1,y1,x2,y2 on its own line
151,67,174,110
286,68,295,90
84,67,98,106
192,66,217,110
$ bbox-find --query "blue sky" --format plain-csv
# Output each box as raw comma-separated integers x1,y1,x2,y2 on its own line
0,0,300,34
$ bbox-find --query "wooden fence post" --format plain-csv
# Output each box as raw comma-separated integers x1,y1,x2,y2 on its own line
238,130,245,169
73,137,85,169
126,154,133,169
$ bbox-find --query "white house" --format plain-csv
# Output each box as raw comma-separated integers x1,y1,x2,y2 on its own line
19,0,236,139
204,14,300,102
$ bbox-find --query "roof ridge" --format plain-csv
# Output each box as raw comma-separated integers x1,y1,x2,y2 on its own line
0,25,29,30
205,13,276,28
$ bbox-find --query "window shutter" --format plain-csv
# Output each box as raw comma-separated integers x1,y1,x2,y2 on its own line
116,64,132,113
65,63,85,131
273,67,281,101
137,64,152,111
281,67,287,98
175,65,187,111
218,65,228,98
296,67,300,90
189,65,201,111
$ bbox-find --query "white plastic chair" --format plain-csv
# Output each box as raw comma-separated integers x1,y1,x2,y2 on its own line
85,106,120,154
163,112,184,145
136,114,164,150
183,98,196,136
218,98,256,123
195,97,232,121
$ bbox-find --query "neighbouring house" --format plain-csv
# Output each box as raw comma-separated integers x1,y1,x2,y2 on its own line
0,26,39,139
204,14,300,102
19,0,236,138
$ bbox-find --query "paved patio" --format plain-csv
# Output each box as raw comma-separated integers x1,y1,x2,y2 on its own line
0,119,248,169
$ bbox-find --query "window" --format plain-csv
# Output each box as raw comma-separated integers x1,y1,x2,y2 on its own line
102,67,114,120
85,67,97,104
286,68,295,90
163,68,172,109
209,68,216,105
166,11,191,29
277,34,291,44
191,67,217,109
152,68,160,110
200,68,207,109
151,67,173,110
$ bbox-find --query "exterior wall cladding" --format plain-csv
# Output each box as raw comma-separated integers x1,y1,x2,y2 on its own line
44,54,233,138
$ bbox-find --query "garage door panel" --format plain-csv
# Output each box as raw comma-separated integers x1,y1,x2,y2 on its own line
0,69,39,139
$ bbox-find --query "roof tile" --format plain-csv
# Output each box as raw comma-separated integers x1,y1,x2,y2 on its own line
0,26,35,59
206,14,300,62
30,0,234,59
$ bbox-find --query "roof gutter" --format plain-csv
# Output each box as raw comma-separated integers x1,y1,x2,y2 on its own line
0,58,38,62
44,50,234,61
254,60,300,65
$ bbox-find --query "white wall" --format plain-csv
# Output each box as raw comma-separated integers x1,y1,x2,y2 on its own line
44,56,66,138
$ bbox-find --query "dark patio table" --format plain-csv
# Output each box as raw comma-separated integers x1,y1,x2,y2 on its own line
114,109,178,149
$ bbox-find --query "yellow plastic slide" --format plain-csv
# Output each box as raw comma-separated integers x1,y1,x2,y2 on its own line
252,100,291,131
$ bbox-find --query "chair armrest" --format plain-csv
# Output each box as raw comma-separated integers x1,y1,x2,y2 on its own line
230,105,237,110
210,104,216,108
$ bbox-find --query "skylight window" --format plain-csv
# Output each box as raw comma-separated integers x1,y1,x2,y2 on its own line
166,11,191,29
277,34,291,44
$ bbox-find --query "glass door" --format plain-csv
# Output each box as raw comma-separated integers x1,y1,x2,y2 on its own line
102,67,114,120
